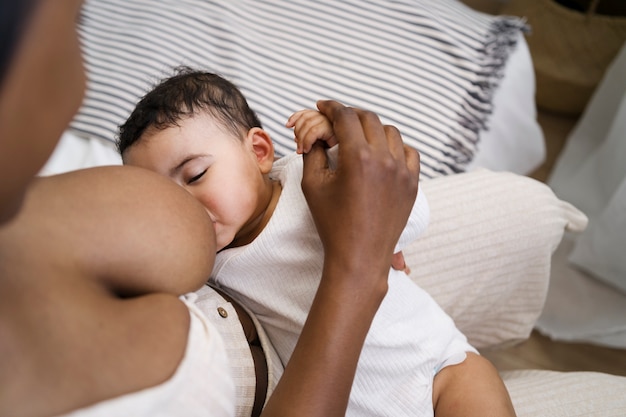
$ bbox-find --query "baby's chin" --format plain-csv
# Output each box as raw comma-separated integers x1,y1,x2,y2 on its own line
216,226,246,252
215,240,229,253
212,225,230,252
215,234,234,253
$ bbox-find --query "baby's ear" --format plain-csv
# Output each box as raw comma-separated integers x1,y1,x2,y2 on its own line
247,127,275,174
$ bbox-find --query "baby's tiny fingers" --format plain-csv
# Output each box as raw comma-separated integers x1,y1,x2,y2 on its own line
285,110,308,127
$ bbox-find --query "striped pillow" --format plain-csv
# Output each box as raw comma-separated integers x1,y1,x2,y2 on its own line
72,0,525,179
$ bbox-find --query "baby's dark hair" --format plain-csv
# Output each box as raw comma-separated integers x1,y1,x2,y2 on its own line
117,66,262,155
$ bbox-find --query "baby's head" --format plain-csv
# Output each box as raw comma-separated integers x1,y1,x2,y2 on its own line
118,67,278,251
118,66,262,158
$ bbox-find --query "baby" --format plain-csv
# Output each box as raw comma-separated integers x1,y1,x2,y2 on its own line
118,68,516,417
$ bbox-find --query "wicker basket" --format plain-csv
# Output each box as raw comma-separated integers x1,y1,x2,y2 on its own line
502,0,626,115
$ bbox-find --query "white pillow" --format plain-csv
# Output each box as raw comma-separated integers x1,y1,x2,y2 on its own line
404,169,587,349
39,130,121,176
466,32,546,175
502,370,626,417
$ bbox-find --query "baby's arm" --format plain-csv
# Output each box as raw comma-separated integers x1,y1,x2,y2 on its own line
286,109,337,154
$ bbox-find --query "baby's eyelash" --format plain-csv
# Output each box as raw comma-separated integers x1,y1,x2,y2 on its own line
188,170,207,184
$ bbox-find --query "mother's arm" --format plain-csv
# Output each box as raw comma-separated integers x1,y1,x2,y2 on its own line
262,101,420,417
0,0,85,224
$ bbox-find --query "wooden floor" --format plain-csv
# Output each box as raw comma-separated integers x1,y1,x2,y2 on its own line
481,110,626,377
482,330,626,377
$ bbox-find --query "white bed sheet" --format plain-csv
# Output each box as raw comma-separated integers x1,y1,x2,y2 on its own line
40,130,121,176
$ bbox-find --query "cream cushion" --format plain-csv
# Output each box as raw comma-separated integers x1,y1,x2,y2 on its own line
404,169,626,415
405,168,587,349
503,370,626,416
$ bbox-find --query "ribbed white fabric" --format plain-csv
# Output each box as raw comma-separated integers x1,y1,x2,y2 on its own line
72,0,526,178
404,168,588,349
211,154,476,417
502,370,626,416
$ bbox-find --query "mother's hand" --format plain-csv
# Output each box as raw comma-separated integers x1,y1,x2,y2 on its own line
263,101,420,417
302,100,420,281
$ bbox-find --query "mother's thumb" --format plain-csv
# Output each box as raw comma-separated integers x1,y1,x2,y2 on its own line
301,142,329,188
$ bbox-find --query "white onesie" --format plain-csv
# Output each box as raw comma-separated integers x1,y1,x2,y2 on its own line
212,152,477,417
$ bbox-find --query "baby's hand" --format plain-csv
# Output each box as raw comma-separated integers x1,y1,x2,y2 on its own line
286,109,337,154
392,251,411,275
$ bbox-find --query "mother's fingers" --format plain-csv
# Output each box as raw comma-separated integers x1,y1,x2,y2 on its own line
383,124,406,165
315,100,420,182
303,101,421,270
381,125,421,178
317,100,387,152
317,101,407,158
316,100,365,151
301,141,331,192
353,108,389,152
403,142,421,178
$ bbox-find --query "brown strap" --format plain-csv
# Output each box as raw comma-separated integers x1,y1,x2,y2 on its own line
212,286,268,416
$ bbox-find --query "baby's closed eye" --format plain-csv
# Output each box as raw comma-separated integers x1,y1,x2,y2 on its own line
187,169,207,184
